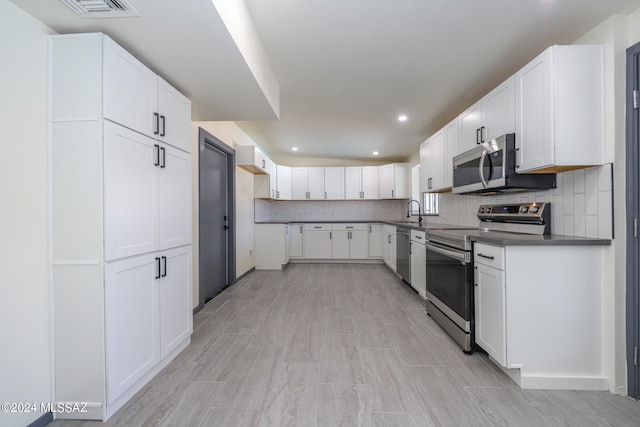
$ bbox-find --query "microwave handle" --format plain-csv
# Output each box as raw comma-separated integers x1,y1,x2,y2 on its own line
479,149,490,188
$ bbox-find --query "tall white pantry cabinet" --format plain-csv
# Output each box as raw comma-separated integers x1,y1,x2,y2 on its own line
49,33,193,420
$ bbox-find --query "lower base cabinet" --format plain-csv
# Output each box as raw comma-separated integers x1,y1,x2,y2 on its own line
105,246,192,404
474,260,506,366
410,240,426,299
383,226,397,271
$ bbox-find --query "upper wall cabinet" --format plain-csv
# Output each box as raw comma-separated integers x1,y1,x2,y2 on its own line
421,117,459,193
237,145,270,174
378,163,410,199
459,76,515,153
324,167,345,200
51,33,191,153
291,167,325,200
514,45,604,173
345,166,379,200
276,165,292,200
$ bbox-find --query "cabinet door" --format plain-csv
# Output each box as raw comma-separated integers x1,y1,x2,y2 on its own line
483,76,515,142
383,233,392,268
345,167,362,199
307,167,325,199
369,224,383,258
424,131,445,191
378,164,394,199
475,263,507,366
390,234,397,271
331,231,350,259
290,224,303,258
350,231,369,259
303,231,332,258
159,246,192,358
104,122,158,261
443,118,459,189
459,101,482,153
103,36,158,139
105,254,160,404
515,48,553,173
419,140,429,194
410,243,426,299
158,144,192,251
361,166,379,199
157,78,191,152
276,165,292,200
324,167,345,200
291,167,308,200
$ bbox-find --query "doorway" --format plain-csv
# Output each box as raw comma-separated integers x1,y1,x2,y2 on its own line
626,41,640,399
198,128,236,310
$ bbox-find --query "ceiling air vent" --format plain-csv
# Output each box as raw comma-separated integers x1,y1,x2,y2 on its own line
59,0,139,18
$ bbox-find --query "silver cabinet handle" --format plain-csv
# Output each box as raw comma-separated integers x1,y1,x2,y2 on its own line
300,225,303,233
330,231,332,239
388,235,391,244
369,225,372,233
276,190,280,199
324,191,327,199
392,189,395,198
477,253,495,260
262,159,266,169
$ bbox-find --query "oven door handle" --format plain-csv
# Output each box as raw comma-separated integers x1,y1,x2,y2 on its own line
426,242,470,265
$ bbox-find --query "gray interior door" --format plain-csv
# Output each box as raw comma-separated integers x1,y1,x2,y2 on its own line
200,142,229,305
626,41,640,399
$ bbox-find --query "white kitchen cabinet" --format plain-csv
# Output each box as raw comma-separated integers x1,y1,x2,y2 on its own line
254,223,290,269
102,35,190,152
410,230,426,299
276,165,292,200
331,230,350,259
105,254,160,404
291,167,325,200
473,242,607,390
50,34,192,421
383,225,397,271
290,223,303,258
345,166,379,199
515,45,604,173
378,163,410,199
105,245,191,404
331,224,369,259
420,130,445,193
237,145,269,174
324,167,345,199
459,76,514,154
303,224,333,258
104,122,191,261
474,262,507,367
443,117,459,187
369,224,383,258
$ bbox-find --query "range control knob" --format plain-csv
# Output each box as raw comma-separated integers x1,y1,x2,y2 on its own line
519,205,529,213
529,205,539,214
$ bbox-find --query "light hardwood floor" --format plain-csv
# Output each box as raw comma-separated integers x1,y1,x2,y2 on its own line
51,264,640,426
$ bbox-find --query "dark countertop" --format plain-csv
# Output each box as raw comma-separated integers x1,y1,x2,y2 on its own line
471,230,611,246
255,220,611,246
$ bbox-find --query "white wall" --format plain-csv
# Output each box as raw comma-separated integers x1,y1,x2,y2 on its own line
191,121,259,309
0,1,54,426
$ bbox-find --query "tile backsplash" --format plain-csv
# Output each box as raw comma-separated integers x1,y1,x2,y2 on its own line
254,164,613,239
425,164,613,239
255,199,408,222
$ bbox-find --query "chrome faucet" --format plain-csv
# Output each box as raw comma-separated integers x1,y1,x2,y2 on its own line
407,199,423,225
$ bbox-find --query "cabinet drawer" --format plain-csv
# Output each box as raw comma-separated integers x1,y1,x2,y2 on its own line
303,224,332,231
410,230,426,243
383,225,397,235
474,243,505,270
332,223,368,231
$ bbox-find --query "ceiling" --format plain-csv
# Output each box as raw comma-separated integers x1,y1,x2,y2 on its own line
11,0,640,163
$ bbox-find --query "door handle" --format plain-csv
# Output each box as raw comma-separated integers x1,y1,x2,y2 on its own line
154,144,160,166
160,115,166,137
276,190,280,199
262,159,266,169
388,235,391,244
480,126,485,143
224,225,229,230
153,112,159,135
161,256,167,277
160,147,166,168
155,257,161,279
392,189,395,198
476,128,481,144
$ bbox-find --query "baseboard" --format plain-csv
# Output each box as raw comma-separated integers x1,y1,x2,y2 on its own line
520,374,609,390
27,412,53,427
235,267,255,281
288,259,385,265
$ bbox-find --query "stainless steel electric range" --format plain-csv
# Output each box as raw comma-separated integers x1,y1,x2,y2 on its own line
424,202,551,353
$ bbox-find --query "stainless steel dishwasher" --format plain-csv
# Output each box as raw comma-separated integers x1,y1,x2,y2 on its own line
396,227,411,284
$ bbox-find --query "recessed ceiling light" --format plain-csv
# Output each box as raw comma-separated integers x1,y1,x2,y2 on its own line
398,115,408,122
373,151,379,156
292,147,298,151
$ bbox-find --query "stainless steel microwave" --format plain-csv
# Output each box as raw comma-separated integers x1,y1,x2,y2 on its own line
452,134,556,195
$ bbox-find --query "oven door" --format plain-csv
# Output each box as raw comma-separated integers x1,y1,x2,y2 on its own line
425,241,473,331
